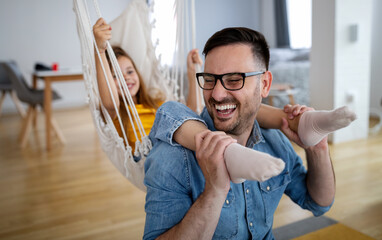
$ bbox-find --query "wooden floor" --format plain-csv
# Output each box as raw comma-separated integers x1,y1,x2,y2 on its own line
0,107,381,240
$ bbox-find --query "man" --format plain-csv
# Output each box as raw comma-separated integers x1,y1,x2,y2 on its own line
143,27,335,239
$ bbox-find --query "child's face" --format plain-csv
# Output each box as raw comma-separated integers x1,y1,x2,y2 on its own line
114,56,140,98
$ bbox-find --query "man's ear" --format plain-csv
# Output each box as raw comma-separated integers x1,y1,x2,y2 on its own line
261,71,272,98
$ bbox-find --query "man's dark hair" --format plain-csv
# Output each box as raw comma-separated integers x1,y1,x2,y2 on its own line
202,27,270,70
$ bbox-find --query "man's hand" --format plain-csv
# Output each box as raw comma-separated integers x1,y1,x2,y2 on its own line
195,130,236,197
283,104,312,120
281,104,314,149
281,105,334,206
154,131,236,239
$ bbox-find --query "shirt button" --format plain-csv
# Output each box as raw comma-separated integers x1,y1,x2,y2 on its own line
246,189,250,194
249,222,253,227
226,199,230,204
266,186,270,191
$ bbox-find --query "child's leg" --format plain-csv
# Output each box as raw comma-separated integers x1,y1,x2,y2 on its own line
224,143,285,183
175,120,285,183
297,106,357,146
152,101,285,183
173,120,202,151
258,103,356,146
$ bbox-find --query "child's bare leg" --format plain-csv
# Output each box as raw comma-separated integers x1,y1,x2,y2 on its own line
173,120,206,151
174,120,285,183
281,104,357,146
287,115,300,132
257,104,300,132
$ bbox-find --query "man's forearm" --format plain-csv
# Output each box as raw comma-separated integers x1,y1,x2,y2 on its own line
157,190,225,240
305,141,335,207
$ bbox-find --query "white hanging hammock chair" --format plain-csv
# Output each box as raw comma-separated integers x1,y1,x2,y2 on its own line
73,0,200,191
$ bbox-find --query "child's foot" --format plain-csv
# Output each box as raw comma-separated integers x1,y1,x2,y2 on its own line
298,106,357,146
224,143,285,183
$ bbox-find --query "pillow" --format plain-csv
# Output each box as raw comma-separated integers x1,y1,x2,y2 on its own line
109,0,152,84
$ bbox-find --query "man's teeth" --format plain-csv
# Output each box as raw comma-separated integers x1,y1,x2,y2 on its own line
215,104,236,111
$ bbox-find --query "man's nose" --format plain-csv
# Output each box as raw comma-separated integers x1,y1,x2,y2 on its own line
211,79,228,101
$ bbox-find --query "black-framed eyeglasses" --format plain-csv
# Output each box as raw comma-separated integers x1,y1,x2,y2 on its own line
196,71,265,91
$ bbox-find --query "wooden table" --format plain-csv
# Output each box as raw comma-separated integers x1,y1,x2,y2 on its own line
32,69,83,150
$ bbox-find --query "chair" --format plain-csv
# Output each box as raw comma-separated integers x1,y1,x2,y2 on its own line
2,61,64,148
0,61,26,118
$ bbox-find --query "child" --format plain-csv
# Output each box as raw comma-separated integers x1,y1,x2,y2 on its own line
93,18,356,183
94,18,203,153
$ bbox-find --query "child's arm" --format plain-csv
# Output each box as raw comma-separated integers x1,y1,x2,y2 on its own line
93,18,119,119
185,49,204,113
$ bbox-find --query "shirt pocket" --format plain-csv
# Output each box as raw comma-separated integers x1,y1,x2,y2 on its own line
213,189,238,239
259,171,291,224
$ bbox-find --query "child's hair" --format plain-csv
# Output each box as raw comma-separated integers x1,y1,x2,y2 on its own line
106,46,164,110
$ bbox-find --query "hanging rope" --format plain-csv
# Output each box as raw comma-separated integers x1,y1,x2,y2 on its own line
73,0,147,191
92,0,149,157
73,0,199,191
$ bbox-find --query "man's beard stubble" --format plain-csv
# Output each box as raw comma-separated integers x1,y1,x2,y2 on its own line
207,83,262,136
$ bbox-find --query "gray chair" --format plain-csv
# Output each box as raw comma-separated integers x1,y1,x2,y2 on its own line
0,61,26,118
2,61,62,148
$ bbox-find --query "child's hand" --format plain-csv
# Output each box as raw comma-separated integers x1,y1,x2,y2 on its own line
187,49,203,75
93,18,112,54
283,104,314,120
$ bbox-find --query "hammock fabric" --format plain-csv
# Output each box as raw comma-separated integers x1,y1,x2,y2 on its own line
73,0,197,191
108,0,176,100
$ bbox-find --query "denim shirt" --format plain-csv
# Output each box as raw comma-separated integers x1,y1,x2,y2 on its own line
144,101,332,240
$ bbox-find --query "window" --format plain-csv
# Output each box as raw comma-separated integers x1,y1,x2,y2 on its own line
150,0,176,66
286,0,312,49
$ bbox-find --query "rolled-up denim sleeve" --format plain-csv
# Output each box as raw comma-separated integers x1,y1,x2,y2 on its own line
143,142,193,239
149,101,207,147
284,144,333,216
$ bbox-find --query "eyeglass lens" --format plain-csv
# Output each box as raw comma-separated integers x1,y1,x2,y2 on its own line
198,73,244,90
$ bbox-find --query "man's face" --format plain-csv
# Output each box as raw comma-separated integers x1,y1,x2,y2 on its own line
203,43,271,136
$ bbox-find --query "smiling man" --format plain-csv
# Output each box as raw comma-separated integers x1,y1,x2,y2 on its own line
201,43,267,144
143,27,335,240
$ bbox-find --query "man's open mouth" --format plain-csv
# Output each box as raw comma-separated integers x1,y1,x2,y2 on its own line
215,104,237,116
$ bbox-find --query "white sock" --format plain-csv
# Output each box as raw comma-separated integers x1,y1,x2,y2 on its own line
224,143,285,183
298,106,357,146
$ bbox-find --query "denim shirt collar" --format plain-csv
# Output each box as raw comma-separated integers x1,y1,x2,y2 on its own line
246,121,265,148
200,107,265,148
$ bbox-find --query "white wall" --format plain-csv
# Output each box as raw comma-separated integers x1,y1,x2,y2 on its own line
0,0,131,114
194,0,261,53
310,0,336,110
310,0,373,143
259,0,277,48
370,0,382,112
